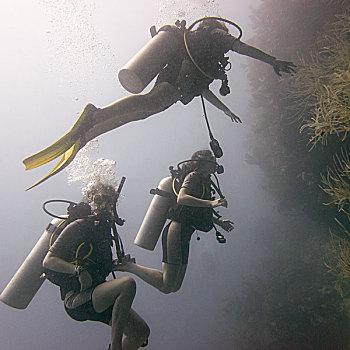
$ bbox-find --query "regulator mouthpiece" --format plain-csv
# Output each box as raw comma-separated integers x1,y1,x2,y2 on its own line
210,139,223,158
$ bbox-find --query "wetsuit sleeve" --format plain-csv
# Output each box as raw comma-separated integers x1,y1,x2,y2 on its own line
210,28,237,53
49,221,86,263
181,171,202,197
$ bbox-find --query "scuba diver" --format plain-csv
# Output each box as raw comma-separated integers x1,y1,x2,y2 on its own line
23,17,296,189
42,183,150,350
116,150,234,294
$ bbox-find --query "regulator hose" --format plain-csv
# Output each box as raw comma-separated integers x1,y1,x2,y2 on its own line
184,17,243,81
42,199,78,220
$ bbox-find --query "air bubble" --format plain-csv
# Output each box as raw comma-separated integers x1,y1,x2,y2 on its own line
66,140,119,198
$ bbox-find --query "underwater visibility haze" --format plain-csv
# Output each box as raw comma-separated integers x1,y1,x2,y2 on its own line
1,0,349,349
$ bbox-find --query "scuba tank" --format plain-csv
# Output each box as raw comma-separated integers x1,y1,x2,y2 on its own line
0,201,91,309
0,218,68,309
134,177,174,250
118,24,184,94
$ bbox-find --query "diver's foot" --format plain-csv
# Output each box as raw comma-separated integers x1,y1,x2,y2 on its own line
71,103,99,134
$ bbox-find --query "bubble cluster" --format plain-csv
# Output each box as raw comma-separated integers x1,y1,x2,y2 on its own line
156,0,220,27
38,0,116,96
66,140,119,199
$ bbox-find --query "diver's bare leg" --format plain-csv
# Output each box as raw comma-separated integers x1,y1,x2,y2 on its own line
122,309,150,350
117,222,186,294
85,82,180,142
172,264,188,293
164,221,189,292
120,262,180,294
92,277,136,350
22,83,180,177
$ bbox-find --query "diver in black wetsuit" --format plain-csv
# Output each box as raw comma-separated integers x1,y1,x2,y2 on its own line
24,18,296,189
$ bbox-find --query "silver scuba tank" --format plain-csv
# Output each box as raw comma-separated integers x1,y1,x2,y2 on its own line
134,177,174,250
0,218,67,309
118,29,182,94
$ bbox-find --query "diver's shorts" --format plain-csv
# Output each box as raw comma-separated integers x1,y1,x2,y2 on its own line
64,288,112,325
162,222,194,264
155,59,212,105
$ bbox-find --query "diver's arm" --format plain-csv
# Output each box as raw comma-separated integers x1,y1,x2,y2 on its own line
202,89,242,123
43,251,92,290
232,40,276,65
43,251,77,275
178,187,227,208
231,40,296,76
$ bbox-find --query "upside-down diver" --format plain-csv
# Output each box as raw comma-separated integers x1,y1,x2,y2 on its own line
23,17,296,189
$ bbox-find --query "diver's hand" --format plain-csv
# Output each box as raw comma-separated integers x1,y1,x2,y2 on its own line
211,198,228,208
272,60,297,76
113,255,136,272
76,267,92,292
217,219,234,232
224,108,242,123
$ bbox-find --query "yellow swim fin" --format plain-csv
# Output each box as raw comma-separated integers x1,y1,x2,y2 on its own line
23,103,98,171
23,133,76,171
25,138,85,191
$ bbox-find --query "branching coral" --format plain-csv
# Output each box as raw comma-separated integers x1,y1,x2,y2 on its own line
234,2,350,347
321,148,350,214
289,15,350,147
328,230,350,296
